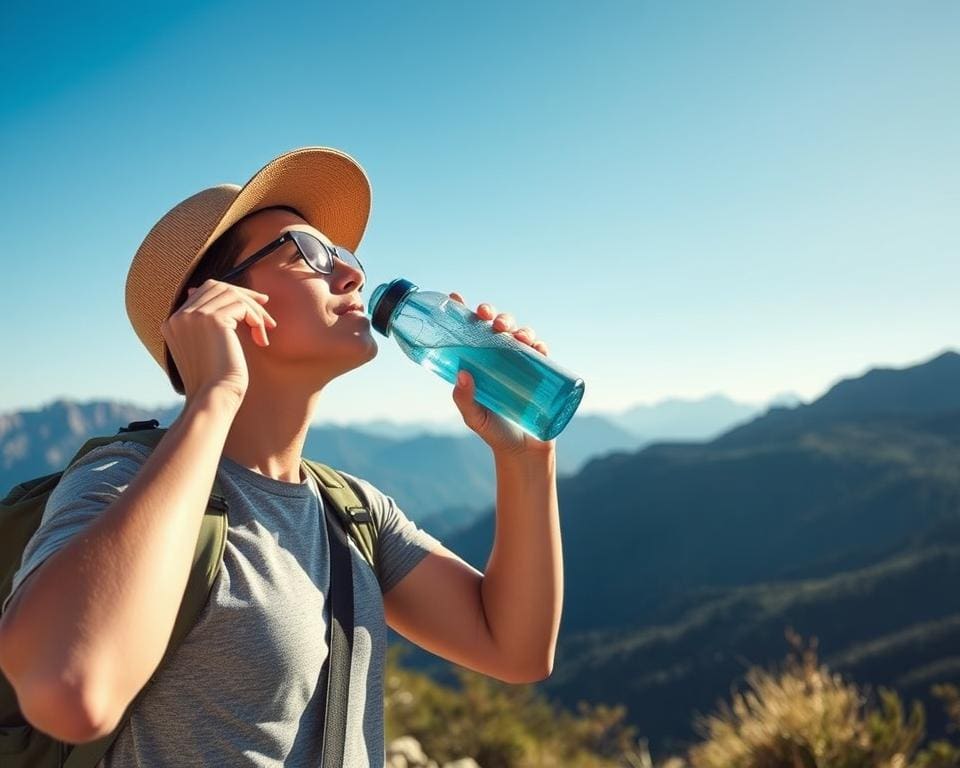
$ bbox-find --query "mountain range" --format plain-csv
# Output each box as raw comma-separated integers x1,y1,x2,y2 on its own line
0,400,493,523
0,393,761,532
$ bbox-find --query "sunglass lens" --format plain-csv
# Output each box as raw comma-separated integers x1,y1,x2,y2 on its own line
292,232,333,273
290,232,365,277
334,246,365,275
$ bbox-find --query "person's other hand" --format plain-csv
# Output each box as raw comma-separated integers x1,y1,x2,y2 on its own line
162,279,277,406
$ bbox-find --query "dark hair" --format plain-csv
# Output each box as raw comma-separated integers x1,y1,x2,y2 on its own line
164,204,304,395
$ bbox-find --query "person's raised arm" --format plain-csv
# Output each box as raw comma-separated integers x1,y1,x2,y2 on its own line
0,280,275,744
384,296,562,684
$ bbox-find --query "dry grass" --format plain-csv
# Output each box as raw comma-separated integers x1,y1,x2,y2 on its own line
661,631,926,768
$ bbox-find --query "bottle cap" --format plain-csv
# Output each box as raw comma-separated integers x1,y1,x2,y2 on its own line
369,278,417,336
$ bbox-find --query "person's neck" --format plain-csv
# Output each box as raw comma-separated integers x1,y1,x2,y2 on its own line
220,368,326,484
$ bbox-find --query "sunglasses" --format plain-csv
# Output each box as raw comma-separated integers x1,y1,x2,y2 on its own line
219,229,365,284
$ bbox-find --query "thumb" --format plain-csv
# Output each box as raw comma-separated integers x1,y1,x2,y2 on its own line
452,370,488,432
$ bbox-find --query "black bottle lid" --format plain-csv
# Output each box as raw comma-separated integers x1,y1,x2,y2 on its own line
370,278,418,336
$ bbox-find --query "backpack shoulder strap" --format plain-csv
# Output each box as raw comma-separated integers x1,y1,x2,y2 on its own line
63,419,162,466
63,424,229,768
301,461,380,580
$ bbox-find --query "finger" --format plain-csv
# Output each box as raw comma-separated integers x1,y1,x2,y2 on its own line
513,326,536,344
233,292,277,327
476,303,496,321
492,312,516,333
449,292,466,305
183,280,238,311
190,287,277,328
236,285,271,304
233,296,277,345
186,281,269,306
231,300,272,347
196,296,272,347
452,370,489,433
193,281,270,307
186,283,238,312
183,279,224,307
533,340,550,356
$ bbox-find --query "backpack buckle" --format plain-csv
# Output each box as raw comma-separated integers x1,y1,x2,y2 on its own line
346,506,372,524
119,419,160,433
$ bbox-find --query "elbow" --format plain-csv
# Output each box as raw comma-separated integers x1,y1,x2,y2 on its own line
537,657,555,681
487,633,557,684
519,659,554,684
12,669,122,744
516,641,557,683
0,606,123,743
497,656,555,685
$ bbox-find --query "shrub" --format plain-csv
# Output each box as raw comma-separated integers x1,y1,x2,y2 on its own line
675,633,925,768
384,645,643,767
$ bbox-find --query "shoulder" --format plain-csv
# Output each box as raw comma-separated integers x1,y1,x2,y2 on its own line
326,468,420,534
332,469,393,519
334,469,381,500
329,469,444,594
50,439,153,503
62,438,153,477
69,438,154,467
1,439,154,613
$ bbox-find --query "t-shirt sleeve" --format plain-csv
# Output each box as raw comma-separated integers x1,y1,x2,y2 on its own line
338,471,444,595
2,440,151,614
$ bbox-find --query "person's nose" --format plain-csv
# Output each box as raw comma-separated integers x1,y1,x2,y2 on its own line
332,255,365,294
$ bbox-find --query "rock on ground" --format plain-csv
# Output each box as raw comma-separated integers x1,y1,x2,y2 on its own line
386,736,480,768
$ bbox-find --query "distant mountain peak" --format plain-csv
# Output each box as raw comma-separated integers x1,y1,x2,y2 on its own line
812,348,960,416
617,393,761,442
767,391,804,409
625,392,750,412
716,348,960,446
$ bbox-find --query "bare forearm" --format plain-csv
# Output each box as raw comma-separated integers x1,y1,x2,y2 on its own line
480,446,562,680
0,387,239,737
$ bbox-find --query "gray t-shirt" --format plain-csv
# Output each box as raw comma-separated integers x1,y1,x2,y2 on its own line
4,439,443,767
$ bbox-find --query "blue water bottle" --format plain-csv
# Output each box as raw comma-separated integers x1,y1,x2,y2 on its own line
368,278,585,441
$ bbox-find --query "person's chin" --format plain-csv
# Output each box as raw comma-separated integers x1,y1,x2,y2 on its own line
357,334,378,363
338,335,379,375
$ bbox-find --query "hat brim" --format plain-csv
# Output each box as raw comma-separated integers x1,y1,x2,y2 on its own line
192,146,371,278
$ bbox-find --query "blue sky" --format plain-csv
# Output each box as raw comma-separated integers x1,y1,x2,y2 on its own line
1,0,957,424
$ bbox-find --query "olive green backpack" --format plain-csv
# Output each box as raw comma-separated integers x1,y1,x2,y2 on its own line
0,419,380,767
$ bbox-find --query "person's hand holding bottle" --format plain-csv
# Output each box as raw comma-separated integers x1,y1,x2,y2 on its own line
447,292,557,458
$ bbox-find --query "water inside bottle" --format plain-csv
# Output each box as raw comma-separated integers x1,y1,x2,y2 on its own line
395,336,584,441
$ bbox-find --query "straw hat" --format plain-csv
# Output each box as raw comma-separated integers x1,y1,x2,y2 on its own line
125,146,372,375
